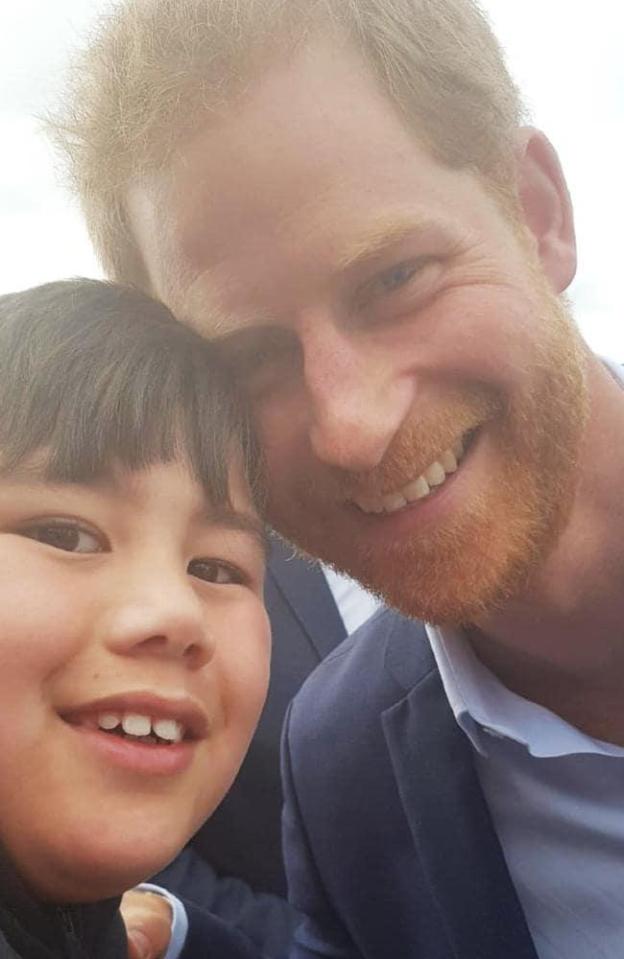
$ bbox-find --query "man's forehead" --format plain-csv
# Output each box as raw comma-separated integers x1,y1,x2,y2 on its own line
125,39,448,292
126,49,499,340
126,173,192,303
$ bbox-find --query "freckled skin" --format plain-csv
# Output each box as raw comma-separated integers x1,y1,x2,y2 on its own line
128,38,587,624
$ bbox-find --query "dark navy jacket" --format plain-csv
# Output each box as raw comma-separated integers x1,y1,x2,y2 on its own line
0,845,257,959
157,538,347,956
281,608,539,959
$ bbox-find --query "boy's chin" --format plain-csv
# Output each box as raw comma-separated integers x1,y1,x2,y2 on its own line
26,858,172,905
11,826,194,905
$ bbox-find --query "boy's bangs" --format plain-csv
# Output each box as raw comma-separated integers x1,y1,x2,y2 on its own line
0,279,262,508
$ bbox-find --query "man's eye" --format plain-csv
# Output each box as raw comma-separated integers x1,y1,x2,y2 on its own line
218,331,301,398
377,261,420,294
188,558,244,585
233,345,280,381
19,520,104,554
360,256,436,306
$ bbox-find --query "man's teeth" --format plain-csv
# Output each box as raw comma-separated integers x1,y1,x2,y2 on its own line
354,438,465,516
96,712,184,743
441,448,459,473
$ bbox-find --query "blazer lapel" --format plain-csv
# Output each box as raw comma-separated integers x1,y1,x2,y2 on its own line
268,536,346,661
382,646,538,959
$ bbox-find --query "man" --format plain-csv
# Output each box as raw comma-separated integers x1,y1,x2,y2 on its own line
55,1,624,956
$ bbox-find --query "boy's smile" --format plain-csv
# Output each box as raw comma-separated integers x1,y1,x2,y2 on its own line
60,689,209,777
0,459,270,902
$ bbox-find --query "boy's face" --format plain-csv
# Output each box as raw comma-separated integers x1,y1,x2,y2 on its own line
0,458,270,902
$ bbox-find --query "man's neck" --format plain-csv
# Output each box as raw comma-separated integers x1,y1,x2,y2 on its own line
468,354,624,743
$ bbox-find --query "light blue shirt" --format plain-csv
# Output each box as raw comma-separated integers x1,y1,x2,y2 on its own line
427,623,624,959
137,883,188,959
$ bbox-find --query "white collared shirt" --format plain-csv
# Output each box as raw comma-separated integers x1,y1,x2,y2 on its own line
321,565,382,635
427,623,624,959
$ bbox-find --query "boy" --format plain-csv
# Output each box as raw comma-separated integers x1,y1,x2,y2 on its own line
0,278,269,958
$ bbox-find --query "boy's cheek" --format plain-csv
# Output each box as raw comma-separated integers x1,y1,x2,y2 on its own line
0,561,271,896
186,620,271,829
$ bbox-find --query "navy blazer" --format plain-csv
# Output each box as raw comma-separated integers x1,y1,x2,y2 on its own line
180,902,262,959
282,608,539,959
156,537,347,955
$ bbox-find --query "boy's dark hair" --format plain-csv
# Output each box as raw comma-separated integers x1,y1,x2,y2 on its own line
0,278,262,507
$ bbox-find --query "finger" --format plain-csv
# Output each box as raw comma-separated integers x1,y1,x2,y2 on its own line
126,928,153,959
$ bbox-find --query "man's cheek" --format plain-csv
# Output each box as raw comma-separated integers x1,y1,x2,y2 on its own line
260,416,308,489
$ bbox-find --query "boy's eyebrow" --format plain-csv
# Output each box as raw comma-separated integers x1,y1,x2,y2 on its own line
206,506,269,560
0,467,269,559
0,463,50,484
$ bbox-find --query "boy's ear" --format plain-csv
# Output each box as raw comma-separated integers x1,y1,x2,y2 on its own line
515,127,577,293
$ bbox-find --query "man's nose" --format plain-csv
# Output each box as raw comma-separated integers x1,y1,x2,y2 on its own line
300,320,414,473
103,566,214,670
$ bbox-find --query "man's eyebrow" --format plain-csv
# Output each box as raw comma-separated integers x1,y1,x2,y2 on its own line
174,215,447,339
336,214,444,273
206,506,269,560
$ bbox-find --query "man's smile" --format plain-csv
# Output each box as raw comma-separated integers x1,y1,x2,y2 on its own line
350,429,475,515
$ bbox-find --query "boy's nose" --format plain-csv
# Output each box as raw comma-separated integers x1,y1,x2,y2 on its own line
300,321,414,473
104,570,214,670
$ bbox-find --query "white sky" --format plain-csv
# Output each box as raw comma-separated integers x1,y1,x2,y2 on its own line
1,1,623,356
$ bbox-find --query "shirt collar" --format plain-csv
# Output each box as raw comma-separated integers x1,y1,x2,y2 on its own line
426,623,624,759
424,357,624,759
601,355,624,386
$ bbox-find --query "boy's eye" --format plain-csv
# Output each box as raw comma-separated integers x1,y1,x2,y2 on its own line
188,558,244,585
19,520,104,554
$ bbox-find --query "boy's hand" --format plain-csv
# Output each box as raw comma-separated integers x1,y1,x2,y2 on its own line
121,889,173,959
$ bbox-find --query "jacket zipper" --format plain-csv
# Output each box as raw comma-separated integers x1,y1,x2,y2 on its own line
57,906,86,959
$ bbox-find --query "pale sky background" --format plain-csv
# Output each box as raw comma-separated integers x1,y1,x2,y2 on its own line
1,1,622,356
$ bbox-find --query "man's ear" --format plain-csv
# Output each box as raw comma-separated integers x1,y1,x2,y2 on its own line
515,127,577,293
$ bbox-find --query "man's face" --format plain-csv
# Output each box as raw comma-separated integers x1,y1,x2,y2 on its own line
0,459,269,901
129,39,586,624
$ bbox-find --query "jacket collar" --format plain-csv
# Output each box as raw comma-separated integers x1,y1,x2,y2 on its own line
380,618,538,959
267,535,346,660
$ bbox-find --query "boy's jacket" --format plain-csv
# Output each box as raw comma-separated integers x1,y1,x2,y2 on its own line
0,845,263,959
0,846,125,959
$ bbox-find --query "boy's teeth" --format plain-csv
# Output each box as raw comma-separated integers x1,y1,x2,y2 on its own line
95,711,185,742
354,435,470,515
98,713,120,730
122,714,151,737
153,719,183,743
